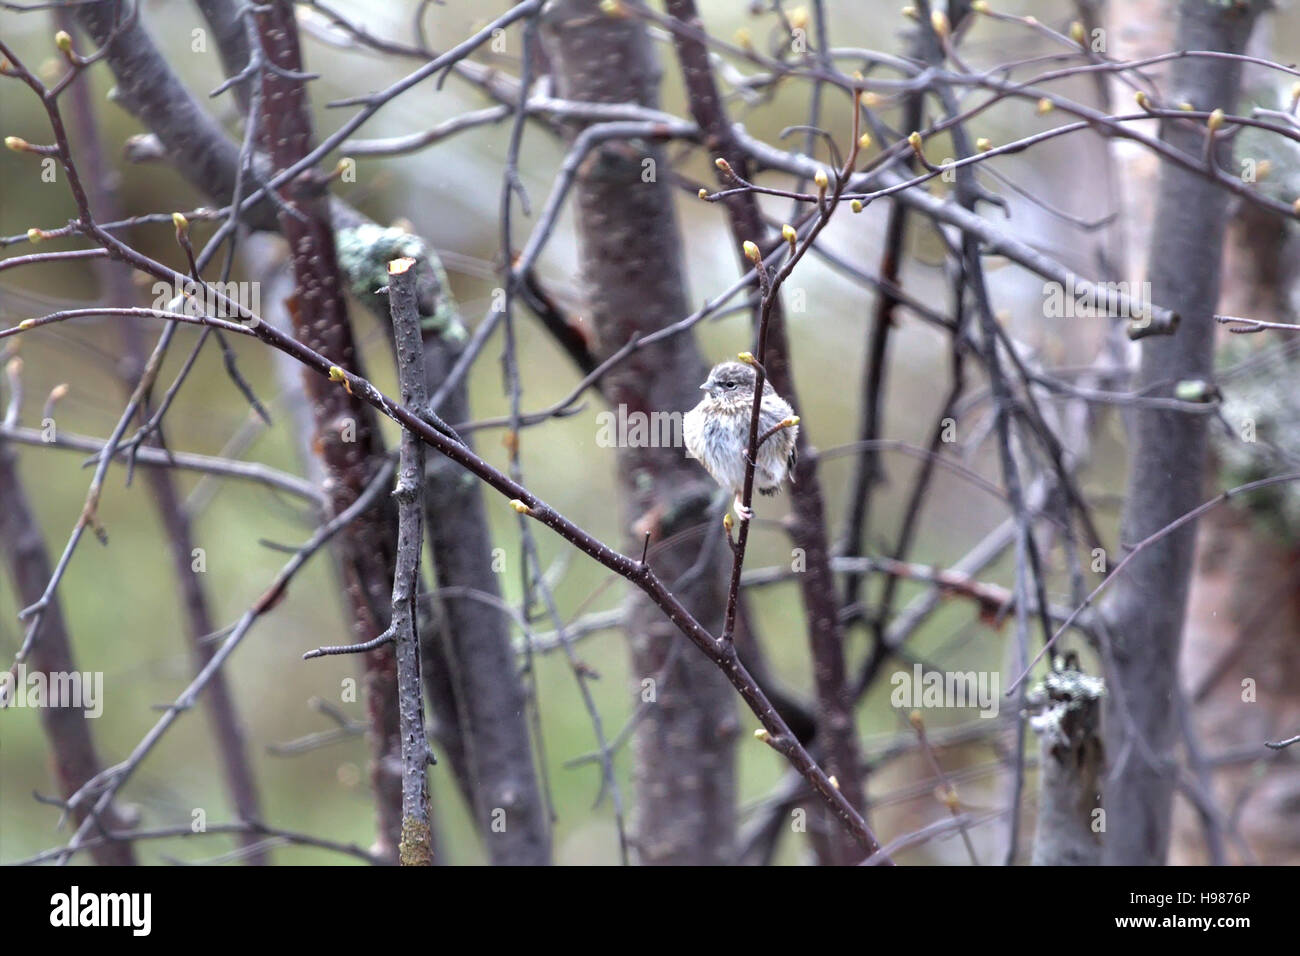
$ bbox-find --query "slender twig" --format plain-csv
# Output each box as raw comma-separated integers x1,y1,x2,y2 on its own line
55,459,396,864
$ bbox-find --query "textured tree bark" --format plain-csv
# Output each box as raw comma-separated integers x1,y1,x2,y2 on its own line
541,0,738,865
1102,0,1262,866
74,1,278,230
252,0,405,861
250,233,456,861
385,260,433,867
0,440,137,866
663,0,867,865
1030,666,1104,866
419,332,554,866
329,213,554,865
167,0,553,861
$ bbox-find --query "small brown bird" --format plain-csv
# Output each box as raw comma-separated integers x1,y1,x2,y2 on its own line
684,360,799,521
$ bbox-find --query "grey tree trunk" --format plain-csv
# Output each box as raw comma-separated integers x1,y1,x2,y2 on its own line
1102,0,1263,866
329,217,554,865
419,328,554,865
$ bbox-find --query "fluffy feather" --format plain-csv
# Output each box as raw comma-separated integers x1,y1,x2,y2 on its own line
684,361,798,512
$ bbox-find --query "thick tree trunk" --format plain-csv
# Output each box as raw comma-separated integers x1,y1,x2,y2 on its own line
1030,665,1104,865
420,333,554,865
329,216,554,865
541,0,738,865
252,0,405,860
1102,0,1262,866
664,0,869,865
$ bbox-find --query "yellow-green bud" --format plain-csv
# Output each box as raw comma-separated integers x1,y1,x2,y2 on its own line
1174,380,1215,403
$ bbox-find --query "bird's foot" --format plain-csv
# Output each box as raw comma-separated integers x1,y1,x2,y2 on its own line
732,496,754,523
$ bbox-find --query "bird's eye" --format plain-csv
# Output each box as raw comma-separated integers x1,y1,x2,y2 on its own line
724,380,736,389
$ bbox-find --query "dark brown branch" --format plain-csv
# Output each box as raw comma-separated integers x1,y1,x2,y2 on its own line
251,0,404,862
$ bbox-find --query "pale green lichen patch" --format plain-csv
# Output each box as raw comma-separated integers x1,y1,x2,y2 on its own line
1027,664,1105,747
336,223,466,344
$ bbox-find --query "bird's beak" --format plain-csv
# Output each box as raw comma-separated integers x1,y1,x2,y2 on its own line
699,382,710,391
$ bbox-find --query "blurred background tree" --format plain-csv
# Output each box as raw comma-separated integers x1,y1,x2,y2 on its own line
2,0,1298,865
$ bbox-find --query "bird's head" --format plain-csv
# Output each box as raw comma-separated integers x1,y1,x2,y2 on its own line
699,360,758,401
